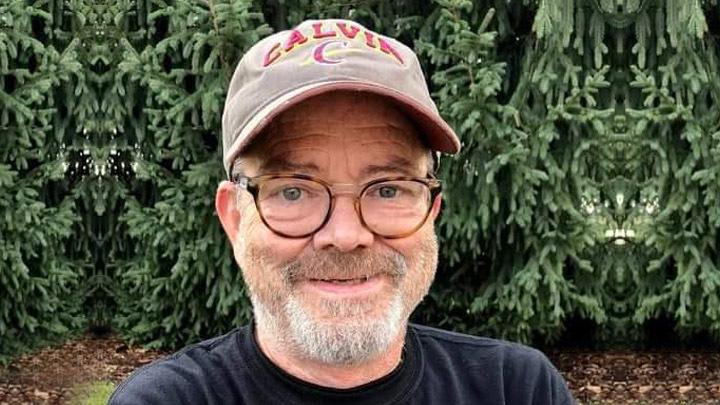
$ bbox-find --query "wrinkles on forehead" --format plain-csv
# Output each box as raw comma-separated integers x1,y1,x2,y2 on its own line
259,123,423,152
238,91,430,178
241,136,427,181
258,150,421,178
260,149,328,174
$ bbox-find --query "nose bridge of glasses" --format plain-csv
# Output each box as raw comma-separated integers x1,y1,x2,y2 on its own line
327,183,362,198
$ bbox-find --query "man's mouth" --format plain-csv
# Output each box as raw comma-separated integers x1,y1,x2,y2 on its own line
308,275,371,285
302,274,385,295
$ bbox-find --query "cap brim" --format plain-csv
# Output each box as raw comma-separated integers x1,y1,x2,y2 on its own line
223,80,460,175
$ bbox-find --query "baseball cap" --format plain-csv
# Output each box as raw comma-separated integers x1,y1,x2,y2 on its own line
221,18,461,176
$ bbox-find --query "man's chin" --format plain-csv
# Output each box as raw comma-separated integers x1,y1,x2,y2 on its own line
283,292,407,365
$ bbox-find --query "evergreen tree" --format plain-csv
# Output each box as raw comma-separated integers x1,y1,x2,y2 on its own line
1,0,719,358
115,0,271,347
631,0,720,340
415,0,608,342
0,0,84,363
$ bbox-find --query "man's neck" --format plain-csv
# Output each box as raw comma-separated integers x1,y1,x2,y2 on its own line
254,324,406,389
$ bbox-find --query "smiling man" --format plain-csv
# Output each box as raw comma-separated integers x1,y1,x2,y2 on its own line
110,19,574,405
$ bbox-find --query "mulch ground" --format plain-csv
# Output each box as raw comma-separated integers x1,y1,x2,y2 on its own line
548,350,720,404
0,333,167,404
1,333,719,404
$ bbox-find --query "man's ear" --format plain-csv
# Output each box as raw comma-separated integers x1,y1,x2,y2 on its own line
430,193,443,221
216,180,241,244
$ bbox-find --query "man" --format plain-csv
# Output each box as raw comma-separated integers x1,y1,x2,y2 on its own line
110,19,574,404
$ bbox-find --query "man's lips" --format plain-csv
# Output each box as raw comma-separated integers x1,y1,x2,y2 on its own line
301,274,386,296
308,274,371,283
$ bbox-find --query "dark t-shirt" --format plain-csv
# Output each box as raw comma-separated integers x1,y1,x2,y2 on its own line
109,324,575,404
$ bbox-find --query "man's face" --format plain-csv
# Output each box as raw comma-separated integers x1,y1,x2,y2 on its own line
219,91,440,365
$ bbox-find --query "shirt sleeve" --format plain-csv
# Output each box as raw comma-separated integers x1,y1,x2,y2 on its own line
108,361,200,405
535,358,576,405
504,345,576,405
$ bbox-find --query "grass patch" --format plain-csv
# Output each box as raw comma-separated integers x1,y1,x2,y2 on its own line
69,380,115,405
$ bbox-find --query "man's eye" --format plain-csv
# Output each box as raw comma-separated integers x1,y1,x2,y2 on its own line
281,187,303,201
378,186,398,198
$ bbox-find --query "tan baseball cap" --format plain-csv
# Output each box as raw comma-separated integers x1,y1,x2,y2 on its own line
221,18,461,176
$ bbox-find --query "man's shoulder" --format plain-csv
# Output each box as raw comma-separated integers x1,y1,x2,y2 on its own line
135,325,244,371
163,326,244,358
108,327,247,404
410,323,546,360
410,324,575,404
412,325,558,381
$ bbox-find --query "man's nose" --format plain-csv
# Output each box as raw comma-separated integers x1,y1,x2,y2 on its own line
312,195,374,251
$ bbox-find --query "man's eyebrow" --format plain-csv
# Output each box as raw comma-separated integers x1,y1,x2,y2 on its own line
259,157,320,174
361,156,420,178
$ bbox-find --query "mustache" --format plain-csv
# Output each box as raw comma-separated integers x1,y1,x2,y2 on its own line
281,249,407,283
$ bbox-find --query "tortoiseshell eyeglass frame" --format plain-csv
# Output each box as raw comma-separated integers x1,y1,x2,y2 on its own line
230,172,442,239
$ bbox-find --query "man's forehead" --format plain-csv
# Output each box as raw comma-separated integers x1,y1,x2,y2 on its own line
261,123,423,150
255,135,426,175
236,91,431,175
258,92,427,150
257,150,422,178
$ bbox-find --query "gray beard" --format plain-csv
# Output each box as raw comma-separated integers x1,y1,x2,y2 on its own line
249,248,412,365
251,286,407,366
287,289,405,365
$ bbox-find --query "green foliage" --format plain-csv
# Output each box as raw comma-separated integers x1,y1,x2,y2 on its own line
629,0,720,340
415,0,607,343
114,0,269,347
0,0,84,363
2,0,720,358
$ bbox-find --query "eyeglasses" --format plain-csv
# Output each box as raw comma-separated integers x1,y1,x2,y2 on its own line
231,173,441,239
